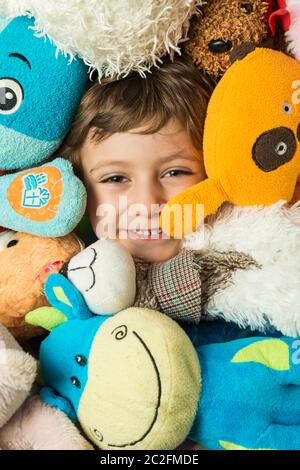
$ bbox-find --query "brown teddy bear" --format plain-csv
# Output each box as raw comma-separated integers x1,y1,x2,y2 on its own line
184,0,273,79
0,231,82,340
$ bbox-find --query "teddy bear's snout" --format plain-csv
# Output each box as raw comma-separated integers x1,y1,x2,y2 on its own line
208,39,233,54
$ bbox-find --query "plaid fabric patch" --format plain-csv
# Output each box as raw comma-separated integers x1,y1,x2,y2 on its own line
148,249,201,324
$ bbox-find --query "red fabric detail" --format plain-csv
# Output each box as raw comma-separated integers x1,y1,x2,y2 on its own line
269,1,291,35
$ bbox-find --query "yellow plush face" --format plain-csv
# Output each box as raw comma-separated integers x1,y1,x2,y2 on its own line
78,308,200,450
204,48,300,206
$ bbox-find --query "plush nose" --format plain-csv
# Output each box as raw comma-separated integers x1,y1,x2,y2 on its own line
297,124,300,142
209,39,233,54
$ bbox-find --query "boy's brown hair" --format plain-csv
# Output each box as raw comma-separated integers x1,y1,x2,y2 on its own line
59,55,213,173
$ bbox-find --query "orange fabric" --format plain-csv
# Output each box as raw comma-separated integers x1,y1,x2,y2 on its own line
7,166,63,222
163,49,300,236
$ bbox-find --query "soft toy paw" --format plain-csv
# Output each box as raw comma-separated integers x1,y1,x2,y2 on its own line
0,14,88,236
161,46,300,237
0,230,82,340
185,0,273,79
4,0,202,79
62,240,136,315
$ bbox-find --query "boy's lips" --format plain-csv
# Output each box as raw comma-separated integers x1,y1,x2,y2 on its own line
122,229,166,242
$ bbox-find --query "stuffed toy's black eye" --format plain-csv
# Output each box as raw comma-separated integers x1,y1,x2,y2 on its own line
0,78,24,115
7,239,19,248
75,355,87,367
70,376,81,388
240,3,253,14
282,102,292,115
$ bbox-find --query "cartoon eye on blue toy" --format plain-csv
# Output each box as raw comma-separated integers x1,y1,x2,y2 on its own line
0,16,88,170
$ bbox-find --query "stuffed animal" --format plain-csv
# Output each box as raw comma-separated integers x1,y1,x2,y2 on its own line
4,0,202,79
26,275,200,451
269,0,300,61
26,278,300,450
0,230,82,340
62,239,136,315
184,0,273,79
161,45,300,237
0,14,88,237
0,323,92,450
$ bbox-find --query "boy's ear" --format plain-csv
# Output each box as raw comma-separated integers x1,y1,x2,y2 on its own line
45,273,92,321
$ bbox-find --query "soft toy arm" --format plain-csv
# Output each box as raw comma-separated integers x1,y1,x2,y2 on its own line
0,159,87,237
161,178,227,238
148,250,202,324
0,396,93,450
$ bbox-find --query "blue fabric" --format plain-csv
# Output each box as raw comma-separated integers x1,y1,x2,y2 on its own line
190,335,300,450
0,158,87,237
40,316,107,414
184,319,282,347
0,16,88,170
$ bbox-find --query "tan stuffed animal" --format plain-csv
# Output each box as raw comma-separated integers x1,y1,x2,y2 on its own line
0,231,82,340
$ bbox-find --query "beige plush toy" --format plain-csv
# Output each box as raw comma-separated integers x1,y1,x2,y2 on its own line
0,324,92,450
0,231,82,340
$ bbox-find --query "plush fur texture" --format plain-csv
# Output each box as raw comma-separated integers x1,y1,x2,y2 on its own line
185,202,300,337
0,396,93,450
285,0,300,60
0,230,82,339
2,0,202,78
0,324,36,432
185,0,270,78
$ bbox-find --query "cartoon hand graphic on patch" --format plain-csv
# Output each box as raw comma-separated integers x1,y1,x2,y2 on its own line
24,173,48,191
22,173,50,209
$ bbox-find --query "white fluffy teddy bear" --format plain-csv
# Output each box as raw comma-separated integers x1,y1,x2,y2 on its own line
2,0,202,79
185,201,300,337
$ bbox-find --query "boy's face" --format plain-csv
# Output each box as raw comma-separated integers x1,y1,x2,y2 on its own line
80,119,206,263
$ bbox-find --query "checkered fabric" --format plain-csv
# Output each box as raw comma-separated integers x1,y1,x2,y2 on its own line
148,249,202,324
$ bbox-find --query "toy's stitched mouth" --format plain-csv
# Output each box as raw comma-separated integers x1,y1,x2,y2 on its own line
93,330,162,448
67,248,97,292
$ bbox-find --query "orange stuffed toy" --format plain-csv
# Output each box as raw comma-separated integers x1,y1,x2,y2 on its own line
161,45,300,237
0,231,82,340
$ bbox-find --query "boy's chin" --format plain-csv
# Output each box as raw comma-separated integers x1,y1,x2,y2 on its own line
119,238,182,263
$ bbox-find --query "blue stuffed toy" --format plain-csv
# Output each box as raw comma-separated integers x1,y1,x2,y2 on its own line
0,15,88,236
26,273,300,451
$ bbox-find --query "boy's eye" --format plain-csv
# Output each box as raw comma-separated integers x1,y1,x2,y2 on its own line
163,169,193,178
101,175,129,184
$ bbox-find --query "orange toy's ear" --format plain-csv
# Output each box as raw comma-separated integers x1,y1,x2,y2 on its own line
160,178,228,238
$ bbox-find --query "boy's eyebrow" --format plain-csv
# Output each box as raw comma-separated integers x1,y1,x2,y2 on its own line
159,152,196,163
90,160,129,173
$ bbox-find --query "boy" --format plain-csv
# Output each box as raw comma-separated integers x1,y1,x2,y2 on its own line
60,56,211,263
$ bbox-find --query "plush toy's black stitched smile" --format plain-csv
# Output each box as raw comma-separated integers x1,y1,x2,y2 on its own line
67,248,97,292
94,330,162,448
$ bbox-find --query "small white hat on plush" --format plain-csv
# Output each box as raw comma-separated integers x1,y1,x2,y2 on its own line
2,0,203,78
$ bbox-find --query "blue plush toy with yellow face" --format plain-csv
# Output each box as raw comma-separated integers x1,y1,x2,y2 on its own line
27,271,300,451
0,15,88,236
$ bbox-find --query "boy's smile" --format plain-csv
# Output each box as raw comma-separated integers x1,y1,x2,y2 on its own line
80,119,206,263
